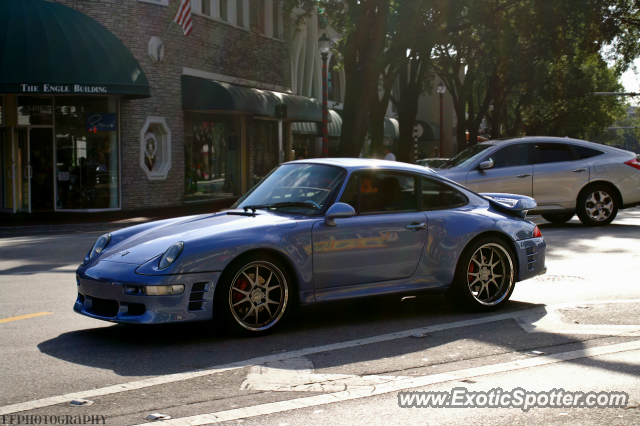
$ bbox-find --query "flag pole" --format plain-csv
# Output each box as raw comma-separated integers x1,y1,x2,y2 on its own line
157,21,174,59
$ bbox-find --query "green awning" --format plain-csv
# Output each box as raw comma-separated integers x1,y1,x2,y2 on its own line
384,117,400,139
328,110,342,137
0,0,151,98
415,120,440,141
182,76,323,121
292,121,318,135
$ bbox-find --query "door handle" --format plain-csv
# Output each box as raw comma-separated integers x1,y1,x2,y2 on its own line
406,223,427,231
572,168,587,172
516,173,531,178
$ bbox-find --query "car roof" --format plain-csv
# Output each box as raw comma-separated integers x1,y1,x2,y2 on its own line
479,136,612,148
286,158,438,174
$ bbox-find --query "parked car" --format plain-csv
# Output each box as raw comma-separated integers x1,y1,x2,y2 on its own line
74,159,546,335
436,137,640,226
416,158,450,169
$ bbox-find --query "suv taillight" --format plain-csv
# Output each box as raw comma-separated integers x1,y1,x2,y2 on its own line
624,158,640,171
533,226,542,238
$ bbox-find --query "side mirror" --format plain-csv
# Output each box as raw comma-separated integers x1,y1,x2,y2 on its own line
325,202,356,227
479,159,494,170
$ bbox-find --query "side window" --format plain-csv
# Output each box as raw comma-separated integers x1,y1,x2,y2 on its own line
488,143,530,169
572,145,604,160
339,171,417,213
339,174,359,211
534,143,576,164
422,177,468,210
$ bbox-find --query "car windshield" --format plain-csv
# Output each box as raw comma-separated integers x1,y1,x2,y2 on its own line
233,163,346,215
440,144,494,169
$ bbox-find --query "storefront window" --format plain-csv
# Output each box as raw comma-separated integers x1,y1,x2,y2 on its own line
293,135,314,160
54,97,119,210
184,113,240,201
18,97,53,126
251,120,279,187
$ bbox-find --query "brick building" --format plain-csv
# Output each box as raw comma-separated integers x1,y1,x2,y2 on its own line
1,0,322,214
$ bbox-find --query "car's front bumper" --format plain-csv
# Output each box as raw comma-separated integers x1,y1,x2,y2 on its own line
74,260,220,324
514,237,547,282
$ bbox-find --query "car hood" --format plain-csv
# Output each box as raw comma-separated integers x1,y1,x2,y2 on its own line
98,211,299,265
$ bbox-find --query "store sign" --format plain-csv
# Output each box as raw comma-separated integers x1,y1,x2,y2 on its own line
19,84,108,94
87,113,117,132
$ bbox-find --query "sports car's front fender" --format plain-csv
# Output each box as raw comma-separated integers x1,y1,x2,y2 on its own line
75,261,219,324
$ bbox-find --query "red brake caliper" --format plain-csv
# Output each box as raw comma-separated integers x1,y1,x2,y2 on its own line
468,262,475,284
233,277,249,303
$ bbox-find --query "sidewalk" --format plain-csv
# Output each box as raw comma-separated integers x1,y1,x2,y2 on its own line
0,198,237,235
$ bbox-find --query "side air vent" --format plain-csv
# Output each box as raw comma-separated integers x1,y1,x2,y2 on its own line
526,246,538,270
189,282,209,311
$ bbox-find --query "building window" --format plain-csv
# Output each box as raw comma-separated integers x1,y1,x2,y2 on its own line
259,0,282,38
272,0,282,39
185,114,241,200
219,0,228,21
251,119,278,186
202,0,211,16
138,0,169,6
139,117,172,181
194,0,247,28
236,0,244,27
54,97,120,210
258,0,266,35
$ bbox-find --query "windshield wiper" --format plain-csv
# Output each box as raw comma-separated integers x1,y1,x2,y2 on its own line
243,202,320,212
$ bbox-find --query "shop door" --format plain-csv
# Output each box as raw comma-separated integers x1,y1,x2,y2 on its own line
1,128,30,212
0,128,50,213
1,128,16,211
29,128,54,211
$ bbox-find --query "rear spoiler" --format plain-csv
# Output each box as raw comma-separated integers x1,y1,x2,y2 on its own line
480,193,537,218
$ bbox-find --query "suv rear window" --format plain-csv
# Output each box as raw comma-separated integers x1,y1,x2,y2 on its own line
534,143,575,164
572,145,604,159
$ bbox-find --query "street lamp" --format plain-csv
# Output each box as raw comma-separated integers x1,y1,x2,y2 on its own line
318,33,332,157
436,81,446,157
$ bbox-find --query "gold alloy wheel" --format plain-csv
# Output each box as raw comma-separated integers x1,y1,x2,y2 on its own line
466,243,514,306
228,261,288,331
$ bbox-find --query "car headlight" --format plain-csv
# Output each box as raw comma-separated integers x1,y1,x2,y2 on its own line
83,233,111,264
158,242,184,270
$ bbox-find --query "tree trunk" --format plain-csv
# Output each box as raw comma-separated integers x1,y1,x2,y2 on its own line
336,0,391,158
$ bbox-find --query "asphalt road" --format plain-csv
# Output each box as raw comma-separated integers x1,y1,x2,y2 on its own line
1,211,639,425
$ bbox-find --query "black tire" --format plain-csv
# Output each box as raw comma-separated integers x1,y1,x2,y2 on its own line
576,184,618,227
445,237,517,312
214,253,294,336
541,212,574,224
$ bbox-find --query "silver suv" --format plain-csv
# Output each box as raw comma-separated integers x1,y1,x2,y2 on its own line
436,137,640,226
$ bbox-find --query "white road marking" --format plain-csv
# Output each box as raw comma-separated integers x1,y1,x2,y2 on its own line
2,299,639,416
0,308,544,415
132,340,640,426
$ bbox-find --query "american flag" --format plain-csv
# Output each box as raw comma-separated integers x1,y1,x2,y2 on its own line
173,0,193,36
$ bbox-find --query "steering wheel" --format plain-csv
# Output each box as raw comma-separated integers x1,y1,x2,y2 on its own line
304,200,321,209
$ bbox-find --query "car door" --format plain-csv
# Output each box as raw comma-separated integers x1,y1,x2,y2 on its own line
465,142,533,196
532,142,590,209
312,171,428,290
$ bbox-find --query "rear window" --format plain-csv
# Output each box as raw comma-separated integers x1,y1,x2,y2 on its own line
534,143,575,164
422,177,468,210
572,145,605,160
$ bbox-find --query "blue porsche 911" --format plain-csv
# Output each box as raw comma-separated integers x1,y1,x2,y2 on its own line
75,159,547,334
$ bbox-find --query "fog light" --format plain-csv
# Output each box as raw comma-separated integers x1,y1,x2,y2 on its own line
145,285,185,296
123,285,142,295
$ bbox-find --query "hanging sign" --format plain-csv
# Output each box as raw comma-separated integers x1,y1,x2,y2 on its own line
86,113,117,133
